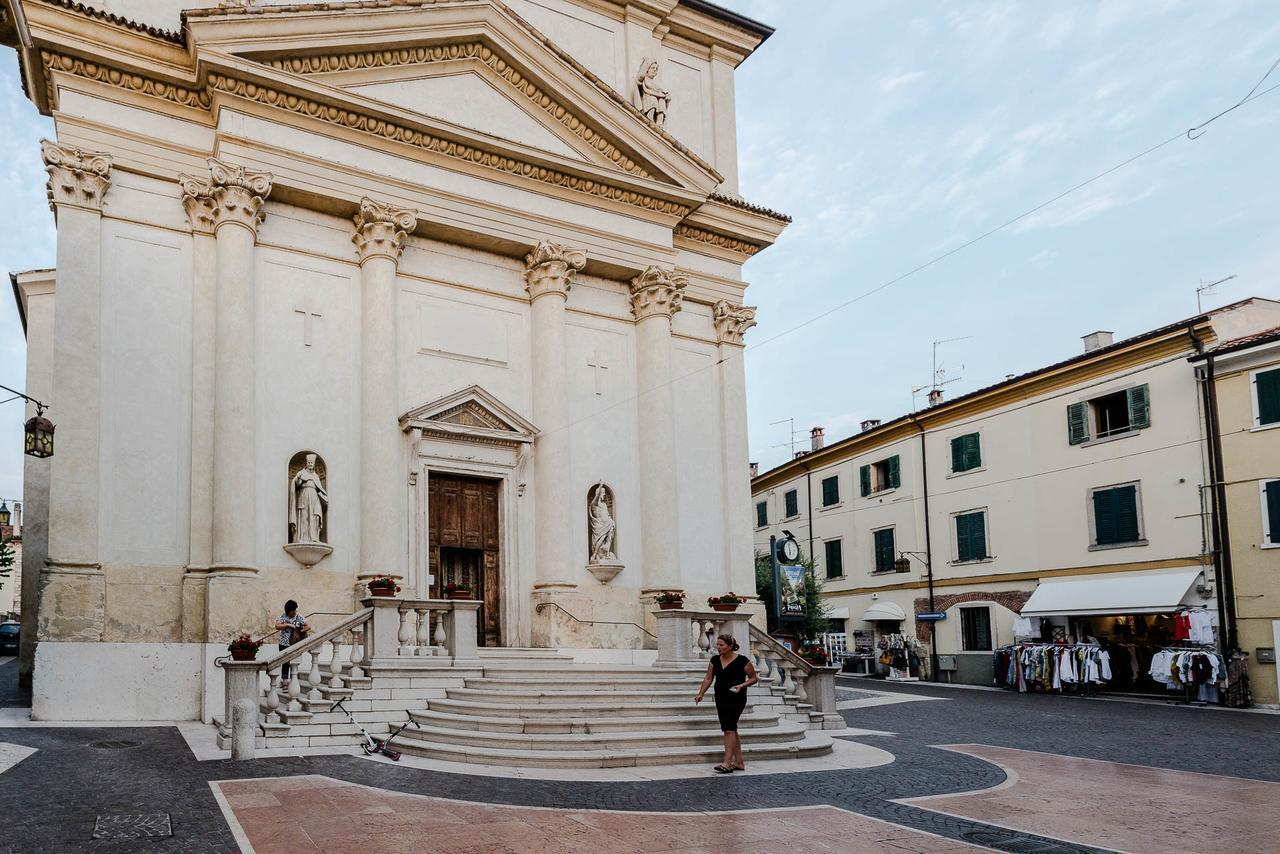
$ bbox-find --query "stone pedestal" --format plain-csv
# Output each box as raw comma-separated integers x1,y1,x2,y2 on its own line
221,659,261,737
363,596,403,662
445,601,481,666
530,588,593,648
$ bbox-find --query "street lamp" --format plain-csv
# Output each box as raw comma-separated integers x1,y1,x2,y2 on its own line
1,383,54,457
0,502,9,527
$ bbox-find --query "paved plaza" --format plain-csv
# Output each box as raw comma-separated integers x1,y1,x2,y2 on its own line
1,662,1278,853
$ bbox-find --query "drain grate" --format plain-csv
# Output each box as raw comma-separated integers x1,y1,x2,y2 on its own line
88,739,143,750
959,830,1083,853
92,813,173,840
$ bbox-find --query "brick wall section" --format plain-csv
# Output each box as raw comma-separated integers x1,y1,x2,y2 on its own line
913,591,1032,642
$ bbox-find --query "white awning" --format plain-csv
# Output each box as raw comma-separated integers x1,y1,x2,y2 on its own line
861,602,906,622
1020,567,1206,617
827,607,850,619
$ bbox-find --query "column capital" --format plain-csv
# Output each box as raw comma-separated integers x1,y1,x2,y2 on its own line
352,197,417,264
629,266,686,322
177,174,217,234
208,158,273,236
524,241,586,301
41,140,111,212
712,300,757,346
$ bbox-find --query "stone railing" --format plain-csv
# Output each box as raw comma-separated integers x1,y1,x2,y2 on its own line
748,624,841,723
652,607,752,667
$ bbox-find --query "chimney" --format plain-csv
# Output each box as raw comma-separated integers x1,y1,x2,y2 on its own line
927,388,944,407
749,462,759,478
861,418,880,432
810,426,825,451
1082,330,1114,353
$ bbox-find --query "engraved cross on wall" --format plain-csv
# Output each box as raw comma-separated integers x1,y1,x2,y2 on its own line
587,348,608,397
293,298,323,347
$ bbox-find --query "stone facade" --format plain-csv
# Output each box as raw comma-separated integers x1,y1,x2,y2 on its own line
4,0,785,719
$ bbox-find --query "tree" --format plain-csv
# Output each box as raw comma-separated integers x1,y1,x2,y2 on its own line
754,549,776,631
797,553,831,643
0,537,13,591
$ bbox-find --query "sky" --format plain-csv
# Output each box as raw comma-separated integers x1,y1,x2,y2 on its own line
0,3,1278,500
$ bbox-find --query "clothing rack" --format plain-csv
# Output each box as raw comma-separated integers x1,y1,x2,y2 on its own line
1151,644,1224,706
993,642,1112,695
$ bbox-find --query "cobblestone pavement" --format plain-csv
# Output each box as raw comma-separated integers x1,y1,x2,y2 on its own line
1,681,1277,853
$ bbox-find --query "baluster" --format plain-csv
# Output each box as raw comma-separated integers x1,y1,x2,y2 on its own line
781,661,796,696
306,651,324,703
398,609,416,656
696,620,711,658
415,607,431,656
328,637,343,688
752,646,769,682
795,672,809,704
265,667,282,716
433,608,448,655
706,621,718,653
348,628,365,678
286,659,302,712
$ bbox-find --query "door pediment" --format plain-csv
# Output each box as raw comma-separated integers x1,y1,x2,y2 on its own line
401,385,537,447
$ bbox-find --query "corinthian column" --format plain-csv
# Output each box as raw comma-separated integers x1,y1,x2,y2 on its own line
208,159,272,575
353,198,417,585
714,300,757,592
40,140,111,641
630,267,686,592
525,241,586,590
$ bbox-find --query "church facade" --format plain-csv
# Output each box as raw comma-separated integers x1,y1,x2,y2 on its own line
4,0,786,720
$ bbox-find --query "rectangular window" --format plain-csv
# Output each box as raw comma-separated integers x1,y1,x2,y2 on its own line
1092,483,1142,546
1069,385,1150,445
784,489,799,518
755,501,767,528
955,511,988,562
873,528,896,572
1255,368,1280,427
861,455,901,495
960,607,993,651
821,475,840,506
950,433,982,473
1262,480,1280,545
824,539,844,578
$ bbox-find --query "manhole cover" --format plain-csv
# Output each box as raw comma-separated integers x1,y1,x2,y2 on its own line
92,813,173,840
89,739,142,750
958,830,1074,853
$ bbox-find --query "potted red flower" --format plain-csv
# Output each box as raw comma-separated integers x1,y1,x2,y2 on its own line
799,642,829,667
367,575,401,597
707,592,749,613
227,634,262,662
444,582,472,601
654,591,686,610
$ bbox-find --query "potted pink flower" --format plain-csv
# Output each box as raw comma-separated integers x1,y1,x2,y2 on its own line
367,575,401,597
654,591,686,610
227,634,262,661
707,592,750,613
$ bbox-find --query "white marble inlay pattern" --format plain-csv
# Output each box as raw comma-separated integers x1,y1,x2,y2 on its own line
0,742,37,775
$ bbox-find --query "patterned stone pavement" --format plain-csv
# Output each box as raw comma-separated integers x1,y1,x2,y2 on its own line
0,676,1277,852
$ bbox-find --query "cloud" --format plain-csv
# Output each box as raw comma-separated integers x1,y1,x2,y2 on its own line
878,70,926,93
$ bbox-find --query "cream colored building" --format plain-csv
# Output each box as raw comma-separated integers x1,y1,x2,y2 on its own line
1192,326,1280,706
3,0,784,720
753,299,1280,687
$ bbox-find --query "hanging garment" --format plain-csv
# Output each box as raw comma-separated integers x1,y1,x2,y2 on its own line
1099,650,1112,682
1173,614,1191,641
1148,650,1174,684
1187,610,1215,645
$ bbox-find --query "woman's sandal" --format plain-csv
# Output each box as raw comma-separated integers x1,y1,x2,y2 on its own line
713,764,734,774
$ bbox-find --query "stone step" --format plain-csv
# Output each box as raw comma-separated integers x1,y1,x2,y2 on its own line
477,648,574,660
462,676,702,691
396,719,811,753
477,663,703,677
422,697,744,719
392,732,834,768
407,707,782,734
446,687,696,704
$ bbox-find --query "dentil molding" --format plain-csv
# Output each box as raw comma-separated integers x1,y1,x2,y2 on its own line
713,300,757,345
524,241,586,301
629,266,687,321
40,140,112,212
352,197,419,263
208,158,274,235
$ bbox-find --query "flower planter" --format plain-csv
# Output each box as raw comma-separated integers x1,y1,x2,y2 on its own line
657,601,684,610
447,590,472,601
229,649,257,662
710,602,740,612
368,585,397,598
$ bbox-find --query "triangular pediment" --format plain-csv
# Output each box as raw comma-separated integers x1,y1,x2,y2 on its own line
401,385,537,445
189,0,722,196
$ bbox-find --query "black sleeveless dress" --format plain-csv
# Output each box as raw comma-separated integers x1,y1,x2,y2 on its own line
711,653,749,732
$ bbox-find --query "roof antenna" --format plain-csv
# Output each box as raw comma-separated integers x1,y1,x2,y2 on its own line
1196,274,1237,313
912,336,971,409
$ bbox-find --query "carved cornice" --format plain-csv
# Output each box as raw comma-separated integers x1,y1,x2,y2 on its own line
674,223,763,257
629,266,686,322
352,197,418,263
207,158,273,235
263,42,654,180
207,73,691,218
177,174,217,234
712,300,757,346
41,51,211,111
524,241,586,301
40,140,111,212
708,191,790,223
38,0,183,43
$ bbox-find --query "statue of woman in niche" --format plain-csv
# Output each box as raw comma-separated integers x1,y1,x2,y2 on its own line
588,482,617,563
291,453,328,543
633,58,671,127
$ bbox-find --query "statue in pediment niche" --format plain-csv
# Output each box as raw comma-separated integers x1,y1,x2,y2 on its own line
588,482,617,563
634,58,671,127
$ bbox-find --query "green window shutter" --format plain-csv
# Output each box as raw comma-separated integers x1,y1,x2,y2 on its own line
1068,402,1090,445
874,528,895,571
887,455,901,489
860,464,871,497
1127,384,1151,430
951,437,965,473
825,540,843,578
970,512,987,559
756,502,767,528
1115,485,1140,542
966,433,982,470
1266,481,1280,544
822,476,839,506
955,514,972,561
1093,488,1118,545
784,490,798,518
1256,369,1280,426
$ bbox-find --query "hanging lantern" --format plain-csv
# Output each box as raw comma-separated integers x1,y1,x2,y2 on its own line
894,557,912,573
25,414,54,458
0,502,9,527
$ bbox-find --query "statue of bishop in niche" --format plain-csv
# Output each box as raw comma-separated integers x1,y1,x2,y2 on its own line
292,453,328,544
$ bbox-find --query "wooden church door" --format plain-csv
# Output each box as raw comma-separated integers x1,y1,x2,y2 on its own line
427,473,502,646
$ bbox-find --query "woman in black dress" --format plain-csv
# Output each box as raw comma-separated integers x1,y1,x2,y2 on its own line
695,633,758,773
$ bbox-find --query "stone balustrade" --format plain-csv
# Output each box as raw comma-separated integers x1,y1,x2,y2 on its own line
652,607,752,667
747,624,842,726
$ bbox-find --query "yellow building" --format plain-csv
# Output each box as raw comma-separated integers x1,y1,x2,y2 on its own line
1193,326,1280,706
